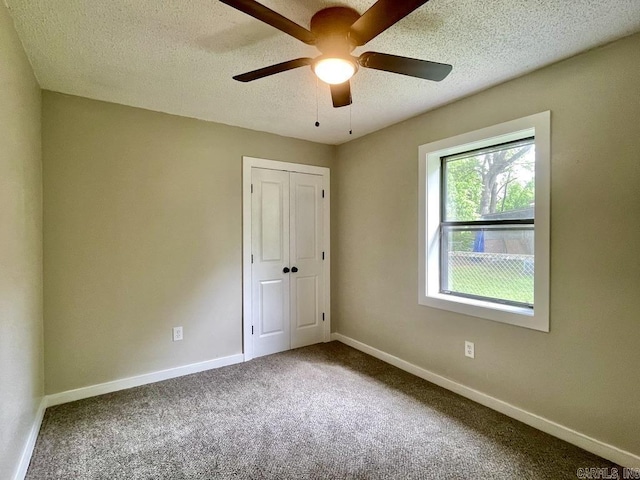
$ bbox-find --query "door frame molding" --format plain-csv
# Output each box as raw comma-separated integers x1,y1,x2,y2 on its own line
242,157,331,361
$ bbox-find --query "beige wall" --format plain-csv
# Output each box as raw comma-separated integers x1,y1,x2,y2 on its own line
332,33,640,456
42,92,334,394
0,3,43,477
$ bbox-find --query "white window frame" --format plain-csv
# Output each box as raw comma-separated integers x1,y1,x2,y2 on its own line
418,112,550,332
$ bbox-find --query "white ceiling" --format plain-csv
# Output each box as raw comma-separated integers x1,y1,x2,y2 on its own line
6,0,640,145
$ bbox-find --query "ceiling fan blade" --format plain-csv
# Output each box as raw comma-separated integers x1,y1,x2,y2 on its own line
330,81,352,108
358,52,452,81
233,58,313,82
349,0,430,46
219,0,316,45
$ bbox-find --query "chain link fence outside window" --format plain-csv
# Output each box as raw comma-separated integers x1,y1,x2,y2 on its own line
445,251,534,305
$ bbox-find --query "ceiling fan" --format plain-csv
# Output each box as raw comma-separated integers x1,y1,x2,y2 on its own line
219,0,453,108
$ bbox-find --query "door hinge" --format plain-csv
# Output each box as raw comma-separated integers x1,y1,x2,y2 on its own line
322,312,325,322
252,325,254,335
251,184,253,193
322,189,325,198
322,251,325,260
251,254,254,264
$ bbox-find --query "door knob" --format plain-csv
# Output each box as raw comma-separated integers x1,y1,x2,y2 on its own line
283,267,290,273
291,266,298,273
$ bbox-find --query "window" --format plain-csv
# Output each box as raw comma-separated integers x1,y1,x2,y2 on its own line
418,112,550,331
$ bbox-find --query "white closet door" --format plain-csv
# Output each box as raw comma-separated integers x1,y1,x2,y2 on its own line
251,168,290,358
289,172,324,349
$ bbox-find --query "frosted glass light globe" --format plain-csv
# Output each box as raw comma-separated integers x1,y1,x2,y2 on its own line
313,57,356,85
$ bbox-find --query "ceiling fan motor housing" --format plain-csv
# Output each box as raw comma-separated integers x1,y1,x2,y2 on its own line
310,7,360,56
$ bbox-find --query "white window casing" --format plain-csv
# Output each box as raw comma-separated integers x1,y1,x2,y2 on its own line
418,111,551,332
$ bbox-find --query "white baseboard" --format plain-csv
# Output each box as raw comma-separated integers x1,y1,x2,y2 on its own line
13,397,47,480
331,332,640,468
46,353,245,407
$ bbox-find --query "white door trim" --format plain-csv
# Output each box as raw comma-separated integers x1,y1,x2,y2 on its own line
242,157,330,361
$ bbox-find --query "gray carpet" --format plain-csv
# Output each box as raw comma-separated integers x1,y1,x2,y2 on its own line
27,342,618,479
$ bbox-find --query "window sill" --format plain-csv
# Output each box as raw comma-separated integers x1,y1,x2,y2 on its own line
420,293,548,332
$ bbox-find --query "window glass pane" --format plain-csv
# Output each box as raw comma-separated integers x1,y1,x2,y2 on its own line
443,140,535,222
441,226,534,306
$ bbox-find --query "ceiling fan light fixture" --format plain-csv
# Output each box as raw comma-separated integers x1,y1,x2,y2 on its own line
221,1,453,109
313,56,357,85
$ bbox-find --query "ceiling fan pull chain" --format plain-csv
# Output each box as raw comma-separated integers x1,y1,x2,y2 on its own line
349,104,353,135
315,76,320,127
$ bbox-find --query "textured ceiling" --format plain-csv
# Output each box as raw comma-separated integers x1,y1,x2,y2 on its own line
6,0,640,145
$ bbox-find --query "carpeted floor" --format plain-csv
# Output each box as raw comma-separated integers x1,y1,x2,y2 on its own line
27,342,618,479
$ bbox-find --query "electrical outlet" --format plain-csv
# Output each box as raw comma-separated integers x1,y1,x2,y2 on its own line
465,341,475,359
172,326,183,342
